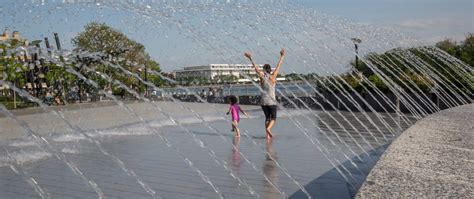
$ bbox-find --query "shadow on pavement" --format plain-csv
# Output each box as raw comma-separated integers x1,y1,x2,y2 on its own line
290,144,390,199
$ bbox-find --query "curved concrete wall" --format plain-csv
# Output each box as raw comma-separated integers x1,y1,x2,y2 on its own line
356,104,473,198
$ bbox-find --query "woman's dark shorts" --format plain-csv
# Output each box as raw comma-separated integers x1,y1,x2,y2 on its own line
261,105,277,122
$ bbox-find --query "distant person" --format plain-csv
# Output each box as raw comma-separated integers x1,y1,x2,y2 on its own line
54,94,62,106
244,48,285,139
45,90,54,106
226,95,249,137
210,88,214,97
46,90,53,98
120,88,125,100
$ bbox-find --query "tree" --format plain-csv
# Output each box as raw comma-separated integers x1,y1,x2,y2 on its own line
460,33,474,67
368,74,389,92
285,73,303,81
72,23,145,61
72,22,163,93
436,33,474,67
436,39,458,56
0,39,34,109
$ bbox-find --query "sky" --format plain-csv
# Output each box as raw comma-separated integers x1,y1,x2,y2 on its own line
296,0,473,42
1,0,472,72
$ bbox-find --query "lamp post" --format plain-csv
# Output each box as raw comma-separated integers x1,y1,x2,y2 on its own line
44,37,52,56
141,66,148,97
54,33,61,50
31,40,44,98
3,57,17,109
351,38,362,71
351,37,365,97
75,56,91,104
13,65,24,109
138,66,148,97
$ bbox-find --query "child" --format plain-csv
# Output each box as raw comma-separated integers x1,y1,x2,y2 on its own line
226,95,249,137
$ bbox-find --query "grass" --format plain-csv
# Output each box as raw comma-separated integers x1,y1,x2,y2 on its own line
0,95,37,110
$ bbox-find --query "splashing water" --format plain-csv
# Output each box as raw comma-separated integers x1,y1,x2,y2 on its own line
0,0,471,198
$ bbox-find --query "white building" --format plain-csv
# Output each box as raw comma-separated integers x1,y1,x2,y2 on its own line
174,64,285,82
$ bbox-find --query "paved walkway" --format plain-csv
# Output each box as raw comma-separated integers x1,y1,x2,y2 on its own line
357,104,473,198
0,101,260,139
0,101,410,198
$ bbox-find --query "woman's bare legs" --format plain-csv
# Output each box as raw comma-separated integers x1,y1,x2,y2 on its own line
265,120,275,139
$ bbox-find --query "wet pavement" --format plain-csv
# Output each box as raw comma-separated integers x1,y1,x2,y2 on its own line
0,103,413,198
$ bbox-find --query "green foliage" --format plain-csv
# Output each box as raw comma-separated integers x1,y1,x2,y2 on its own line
0,38,30,85
1,23,164,109
2,29,472,109
340,74,363,92
285,73,303,81
286,73,322,82
176,77,209,86
459,33,474,67
72,22,145,62
350,59,373,76
146,60,164,86
0,40,37,109
0,95,35,109
436,33,474,67
436,39,458,56
213,75,238,83
336,34,474,94
368,74,389,92
72,22,163,92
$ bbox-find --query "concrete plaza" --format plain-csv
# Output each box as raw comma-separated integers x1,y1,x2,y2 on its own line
0,102,409,198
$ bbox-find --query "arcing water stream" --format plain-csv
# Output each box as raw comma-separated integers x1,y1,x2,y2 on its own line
0,0,471,198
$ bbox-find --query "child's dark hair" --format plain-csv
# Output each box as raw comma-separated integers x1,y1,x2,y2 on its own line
227,95,238,105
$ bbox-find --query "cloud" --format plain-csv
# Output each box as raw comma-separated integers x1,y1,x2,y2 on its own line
395,18,469,43
399,20,439,29
398,18,464,29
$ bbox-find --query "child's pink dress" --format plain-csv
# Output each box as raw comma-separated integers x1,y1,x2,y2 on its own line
230,104,240,122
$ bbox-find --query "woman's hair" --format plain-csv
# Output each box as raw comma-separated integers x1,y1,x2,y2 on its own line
263,64,272,74
227,95,238,105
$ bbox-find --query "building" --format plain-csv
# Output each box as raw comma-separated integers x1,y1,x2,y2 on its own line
1,30,31,67
1,30,48,94
174,64,261,80
174,64,285,83
0,30,21,41
0,31,7,41
0,30,30,57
